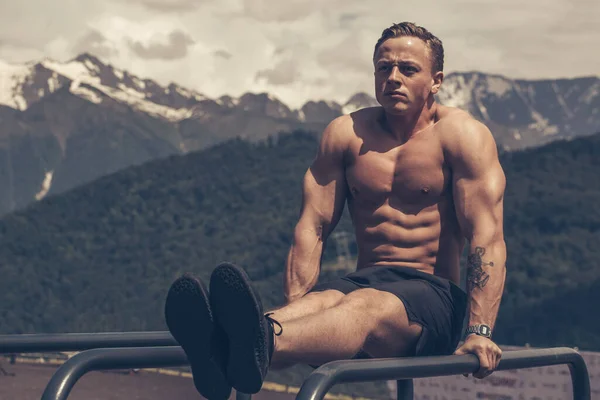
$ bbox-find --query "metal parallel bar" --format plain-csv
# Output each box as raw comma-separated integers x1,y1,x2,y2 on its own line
39,346,255,400
0,332,177,354
396,380,413,400
41,347,188,400
568,359,591,400
295,347,590,400
38,346,590,400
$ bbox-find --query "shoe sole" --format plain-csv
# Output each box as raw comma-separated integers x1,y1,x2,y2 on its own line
210,263,266,394
165,274,231,400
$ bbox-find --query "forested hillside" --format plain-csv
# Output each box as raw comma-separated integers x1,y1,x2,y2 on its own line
0,130,598,352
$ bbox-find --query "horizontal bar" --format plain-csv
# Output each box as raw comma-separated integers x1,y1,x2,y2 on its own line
0,332,177,354
41,346,188,400
40,346,253,400
39,346,590,400
296,347,590,400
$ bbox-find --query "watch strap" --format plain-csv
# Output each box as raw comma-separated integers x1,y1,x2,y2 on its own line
466,324,492,338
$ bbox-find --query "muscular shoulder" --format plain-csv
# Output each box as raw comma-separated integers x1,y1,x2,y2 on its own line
436,108,504,188
318,106,386,155
317,114,355,157
349,106,382,128
437,107,499,163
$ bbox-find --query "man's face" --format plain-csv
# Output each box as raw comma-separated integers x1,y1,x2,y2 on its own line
373,36,441,115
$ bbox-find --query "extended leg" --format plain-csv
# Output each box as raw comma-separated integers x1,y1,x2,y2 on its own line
271,288,423,368
210,263,423,394
266,289,345,323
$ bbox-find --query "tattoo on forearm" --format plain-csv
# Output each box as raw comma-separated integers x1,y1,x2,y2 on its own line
467,247,494,290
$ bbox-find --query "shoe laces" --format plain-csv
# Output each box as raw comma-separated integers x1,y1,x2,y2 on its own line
264,312,283,336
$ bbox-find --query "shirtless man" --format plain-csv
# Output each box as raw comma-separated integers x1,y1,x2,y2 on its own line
165,22,507,399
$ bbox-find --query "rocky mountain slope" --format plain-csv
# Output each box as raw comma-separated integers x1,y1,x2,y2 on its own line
0,53,598,215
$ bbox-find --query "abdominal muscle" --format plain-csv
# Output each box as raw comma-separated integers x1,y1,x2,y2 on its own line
350,198,464,285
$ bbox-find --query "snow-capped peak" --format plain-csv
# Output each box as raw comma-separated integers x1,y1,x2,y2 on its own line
0,59,39,110
485,75,513,98
436,73,477,109
342,92,379,114
167,82,207,102
0,53,208,121
216,95,239,108
41,58,102,87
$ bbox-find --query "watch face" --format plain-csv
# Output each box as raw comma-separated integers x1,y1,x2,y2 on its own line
466,325,492,338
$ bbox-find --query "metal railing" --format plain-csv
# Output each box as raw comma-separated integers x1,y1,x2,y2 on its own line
0,333,590,400
37,346,252,400
34,345,590,400
0,331,177,354
296,347,590,400
0,332,251,400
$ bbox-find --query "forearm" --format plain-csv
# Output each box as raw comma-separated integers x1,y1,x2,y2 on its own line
283,225,325,303
465,238,507,331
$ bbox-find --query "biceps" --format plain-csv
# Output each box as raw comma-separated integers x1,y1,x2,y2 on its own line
299,163,347,236
453,170,505,241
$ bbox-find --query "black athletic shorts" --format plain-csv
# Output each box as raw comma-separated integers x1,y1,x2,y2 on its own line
307,266,467,358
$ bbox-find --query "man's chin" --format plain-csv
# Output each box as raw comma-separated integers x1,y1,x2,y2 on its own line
382,103,410,115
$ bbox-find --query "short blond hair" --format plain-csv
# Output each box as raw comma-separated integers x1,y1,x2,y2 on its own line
373,22,444,73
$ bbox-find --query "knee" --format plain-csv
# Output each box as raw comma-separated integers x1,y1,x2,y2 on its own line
339,288,399,320
303,289,345,310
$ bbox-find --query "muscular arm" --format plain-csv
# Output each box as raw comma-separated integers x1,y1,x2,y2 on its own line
448,118,507,332
284,117,350,303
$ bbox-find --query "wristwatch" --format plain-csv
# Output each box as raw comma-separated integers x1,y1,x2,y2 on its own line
466,324,492,338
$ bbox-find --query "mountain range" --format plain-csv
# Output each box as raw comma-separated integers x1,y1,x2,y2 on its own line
0,53,598,216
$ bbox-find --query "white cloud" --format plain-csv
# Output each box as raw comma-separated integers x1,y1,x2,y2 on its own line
72,30,119,58
256,58,301,86
127,30,196,60
124,0,208,13
0,0,598,108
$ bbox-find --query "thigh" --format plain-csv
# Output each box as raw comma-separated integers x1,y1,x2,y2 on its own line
307,277,361,295
271,289,345,323
270,277,357,324
340,288,424,358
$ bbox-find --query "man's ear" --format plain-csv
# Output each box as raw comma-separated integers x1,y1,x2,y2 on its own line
431,71,444,94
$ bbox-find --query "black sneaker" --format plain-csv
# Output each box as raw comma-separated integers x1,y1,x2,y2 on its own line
164,274,231,400
209,262,282,394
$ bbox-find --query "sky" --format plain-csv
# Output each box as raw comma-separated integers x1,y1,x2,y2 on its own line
1,0,599,108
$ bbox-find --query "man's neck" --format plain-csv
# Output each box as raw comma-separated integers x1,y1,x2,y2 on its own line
380,100,439,143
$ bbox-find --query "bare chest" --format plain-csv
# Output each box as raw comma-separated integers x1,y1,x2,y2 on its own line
345,133,450,208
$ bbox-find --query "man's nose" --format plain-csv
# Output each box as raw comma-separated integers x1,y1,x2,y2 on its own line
387,66,402,84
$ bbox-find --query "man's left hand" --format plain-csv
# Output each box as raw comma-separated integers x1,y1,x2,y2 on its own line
454,334,502,379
